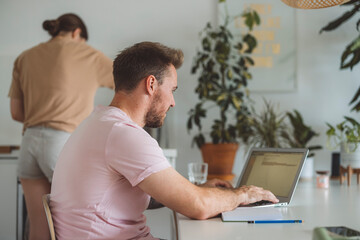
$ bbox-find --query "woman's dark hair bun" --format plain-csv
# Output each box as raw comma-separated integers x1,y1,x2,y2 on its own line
42,20,59,37
42,14,88,40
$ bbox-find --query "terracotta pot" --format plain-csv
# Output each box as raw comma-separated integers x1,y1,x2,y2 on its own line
200,143,239,181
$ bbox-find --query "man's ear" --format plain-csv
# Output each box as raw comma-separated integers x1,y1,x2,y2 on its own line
145,75,157,96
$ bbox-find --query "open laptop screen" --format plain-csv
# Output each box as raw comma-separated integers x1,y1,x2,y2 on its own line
237,149,307,198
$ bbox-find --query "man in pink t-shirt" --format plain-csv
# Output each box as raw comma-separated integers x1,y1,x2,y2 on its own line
51,42,278,240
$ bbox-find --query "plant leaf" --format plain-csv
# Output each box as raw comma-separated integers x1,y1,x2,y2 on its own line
245,56,255,66
326,123,336,136
194,134,205,148
243,71,252,79
234,42,243,50
231,95,242,110
227,69,233,79
187,116,193,131
351,99,360,112
319,4,360,33
350,86,360,105
216,92,227,102
341,35,360,69
243,34,257,53
244,13,254,31
253,11,261,25
344,116,360,126
202,37,211,52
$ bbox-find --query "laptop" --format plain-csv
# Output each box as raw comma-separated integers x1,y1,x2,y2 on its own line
236,147,309,207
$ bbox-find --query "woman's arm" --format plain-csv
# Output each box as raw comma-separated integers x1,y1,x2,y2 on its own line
10,98,24,122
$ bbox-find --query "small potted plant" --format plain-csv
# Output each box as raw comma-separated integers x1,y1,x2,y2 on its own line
187,1,260,180
283,110,323,156
245,102,322,180
246,100,289,149
326,116,360,168
283,109,323,179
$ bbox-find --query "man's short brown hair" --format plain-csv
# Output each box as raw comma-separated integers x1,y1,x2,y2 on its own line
113,42,184,92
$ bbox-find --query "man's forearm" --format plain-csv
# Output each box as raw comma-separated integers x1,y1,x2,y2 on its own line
139,168,278,221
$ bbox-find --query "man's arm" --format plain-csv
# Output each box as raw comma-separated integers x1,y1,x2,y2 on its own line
146,178,231,210
10,98,24,123
138,167,278,220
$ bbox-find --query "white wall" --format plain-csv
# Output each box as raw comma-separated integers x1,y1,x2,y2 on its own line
1,0,358,178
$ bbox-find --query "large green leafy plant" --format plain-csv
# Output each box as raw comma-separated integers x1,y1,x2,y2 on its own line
320,0,360,153
187,2,260,148
320,0,360,112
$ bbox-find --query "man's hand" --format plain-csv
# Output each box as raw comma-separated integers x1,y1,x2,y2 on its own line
200,180,278,205
237,185,279,205
199,178,233,189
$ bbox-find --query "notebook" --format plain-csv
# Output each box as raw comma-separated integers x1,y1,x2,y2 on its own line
236,147,309,208
221,205,284,222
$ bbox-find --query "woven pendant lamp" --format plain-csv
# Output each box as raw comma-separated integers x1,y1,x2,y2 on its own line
281,0,351,9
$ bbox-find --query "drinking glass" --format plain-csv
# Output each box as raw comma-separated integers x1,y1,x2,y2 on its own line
188,162,208,185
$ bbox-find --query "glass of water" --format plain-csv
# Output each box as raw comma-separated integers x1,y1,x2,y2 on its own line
188,162,208,185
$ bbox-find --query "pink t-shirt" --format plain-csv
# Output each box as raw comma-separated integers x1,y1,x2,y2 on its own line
51,105,171,240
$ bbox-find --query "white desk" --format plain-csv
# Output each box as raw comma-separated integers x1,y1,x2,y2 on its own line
175,181,360,240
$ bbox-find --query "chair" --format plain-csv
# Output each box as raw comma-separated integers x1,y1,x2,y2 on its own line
42,194,56,240
172,210,179,240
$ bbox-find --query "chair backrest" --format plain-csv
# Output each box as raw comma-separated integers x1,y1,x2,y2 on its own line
42,194,56,240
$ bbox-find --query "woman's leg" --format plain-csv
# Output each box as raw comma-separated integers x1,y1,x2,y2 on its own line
18,127,70,240
21,178,51,240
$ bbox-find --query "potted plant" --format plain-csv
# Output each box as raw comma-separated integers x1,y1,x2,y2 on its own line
246,100,289,149
283,110,323,156
282,110,323,179
246,102,322,180
187,1,260,180
326,116,360,168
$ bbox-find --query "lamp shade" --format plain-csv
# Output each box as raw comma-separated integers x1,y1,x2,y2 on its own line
281,0,350,9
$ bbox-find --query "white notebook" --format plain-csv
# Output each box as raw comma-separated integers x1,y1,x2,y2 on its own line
221,207,283,222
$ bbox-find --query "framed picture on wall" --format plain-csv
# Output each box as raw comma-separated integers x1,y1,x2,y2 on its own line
219,1,297,92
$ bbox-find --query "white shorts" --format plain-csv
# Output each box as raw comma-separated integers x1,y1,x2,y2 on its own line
17,126,71,182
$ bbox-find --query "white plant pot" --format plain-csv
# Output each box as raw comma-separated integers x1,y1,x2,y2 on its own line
340,143,360,168
300,157,314,180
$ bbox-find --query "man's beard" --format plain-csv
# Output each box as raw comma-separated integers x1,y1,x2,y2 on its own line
144,93,165,128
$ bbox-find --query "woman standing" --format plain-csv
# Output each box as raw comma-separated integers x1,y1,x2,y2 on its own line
8,13,114,240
